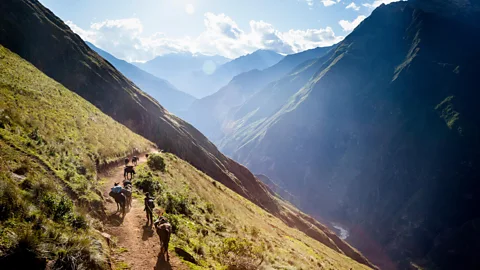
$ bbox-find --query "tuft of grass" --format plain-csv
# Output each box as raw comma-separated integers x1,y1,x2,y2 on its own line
115,261,131,270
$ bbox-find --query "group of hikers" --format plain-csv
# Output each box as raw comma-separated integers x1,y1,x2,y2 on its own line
109,153,172,261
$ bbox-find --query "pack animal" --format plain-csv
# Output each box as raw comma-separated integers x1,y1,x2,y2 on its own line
124,157,129,166
154,217,172,262
122,181,132,208
124,165,135,180
109,187,126,216
132,156,138,166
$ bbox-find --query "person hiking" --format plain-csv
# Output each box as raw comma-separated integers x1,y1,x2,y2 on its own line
144,192,155,226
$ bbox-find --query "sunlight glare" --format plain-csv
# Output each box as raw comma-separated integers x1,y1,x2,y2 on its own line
185,4,195,15
202,60,216,75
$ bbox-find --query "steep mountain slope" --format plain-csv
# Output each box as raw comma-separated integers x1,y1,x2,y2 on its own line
0,0,374,267
108,152,372,269
0,44,154,269
86,41,196,115
182,46,334,142
220,2,480,269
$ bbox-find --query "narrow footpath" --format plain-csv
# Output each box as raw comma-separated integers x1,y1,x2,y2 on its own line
102,154,187,270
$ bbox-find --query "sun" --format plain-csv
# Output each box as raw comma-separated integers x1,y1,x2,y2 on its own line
185,4,195,15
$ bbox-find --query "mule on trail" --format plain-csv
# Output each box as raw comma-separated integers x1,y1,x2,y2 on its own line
124,158,129,166
124,165,135,180
122,180,133,208
109,183,126,216
132,156,138,166
154,216,172,262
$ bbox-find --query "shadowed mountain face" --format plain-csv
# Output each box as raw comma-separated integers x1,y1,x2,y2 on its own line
137,49,284,98
86,41,196,115
220,2,480,269
0,0,374,267
181,46,334,142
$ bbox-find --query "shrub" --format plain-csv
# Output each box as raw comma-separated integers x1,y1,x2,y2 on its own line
194,243,206,256
41,194,74,222
147,154,166,172
219,238,264,270
69,214,88,230
250,226,260,238
164,213,180,234
159,192,190,216
206,202,215,214
134,173,161,195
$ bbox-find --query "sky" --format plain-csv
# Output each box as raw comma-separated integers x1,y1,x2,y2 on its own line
39,0,401,62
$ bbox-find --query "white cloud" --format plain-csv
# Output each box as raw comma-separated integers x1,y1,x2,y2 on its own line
306,0,314,6
321,0,337,6
67,14,343,61
363,0,402,9
338,15,367,32
346,2,360,11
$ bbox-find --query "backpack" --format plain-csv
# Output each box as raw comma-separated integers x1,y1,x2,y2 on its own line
147,198,155,209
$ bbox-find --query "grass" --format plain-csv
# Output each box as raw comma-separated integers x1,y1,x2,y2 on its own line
131,153,371,270
0,45,155,268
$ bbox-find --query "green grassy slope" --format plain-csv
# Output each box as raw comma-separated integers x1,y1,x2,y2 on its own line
0,45,154,268
134,152,372,270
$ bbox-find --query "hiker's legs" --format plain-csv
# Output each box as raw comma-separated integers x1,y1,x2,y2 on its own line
146,209,153,224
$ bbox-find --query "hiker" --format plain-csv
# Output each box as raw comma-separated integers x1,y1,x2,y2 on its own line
144,192,155,226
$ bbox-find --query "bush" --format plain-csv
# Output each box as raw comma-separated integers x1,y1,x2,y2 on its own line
219,238,264,270
159,192,190,216
147,154,166,172
69,214,88,230
164,213,180,234
206,202,215,214
41,194,74,222
134,173,162,195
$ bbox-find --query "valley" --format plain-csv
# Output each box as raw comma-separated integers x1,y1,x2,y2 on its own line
2,0,480,269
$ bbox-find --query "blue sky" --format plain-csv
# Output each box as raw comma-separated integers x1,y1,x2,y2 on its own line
39,0,400,61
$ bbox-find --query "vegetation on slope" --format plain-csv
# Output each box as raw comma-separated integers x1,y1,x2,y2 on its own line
0,1,373,267
132,153,371,270
0,45,154,268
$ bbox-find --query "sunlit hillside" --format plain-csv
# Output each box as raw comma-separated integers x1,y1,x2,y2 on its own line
0,45,154,269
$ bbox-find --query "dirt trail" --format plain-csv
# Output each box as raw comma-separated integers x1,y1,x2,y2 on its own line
102,154,187,270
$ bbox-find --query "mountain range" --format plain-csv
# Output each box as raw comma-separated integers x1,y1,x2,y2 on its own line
137,49,284,98
181,45,334,142
0,0,373,268
85,41,196,115
210,1,480,269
